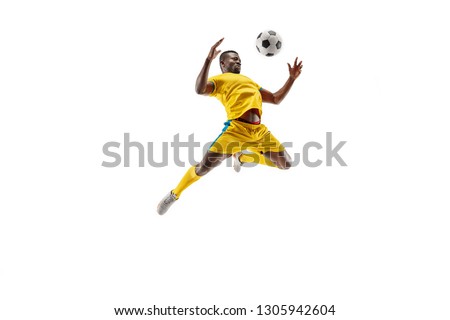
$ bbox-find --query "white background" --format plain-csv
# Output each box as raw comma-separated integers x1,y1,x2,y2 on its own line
1,0,449,319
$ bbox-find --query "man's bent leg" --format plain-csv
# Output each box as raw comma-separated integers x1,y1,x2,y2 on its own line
234,147,277,170
263,150,292,170
238,152,277,167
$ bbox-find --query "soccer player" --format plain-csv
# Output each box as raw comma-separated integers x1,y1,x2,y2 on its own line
157,38,302,215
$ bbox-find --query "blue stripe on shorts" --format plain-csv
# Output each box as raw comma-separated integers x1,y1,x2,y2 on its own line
209,120,232,150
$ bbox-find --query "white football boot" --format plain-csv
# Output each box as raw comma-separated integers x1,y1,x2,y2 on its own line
233,152,243,173
157,191,177,215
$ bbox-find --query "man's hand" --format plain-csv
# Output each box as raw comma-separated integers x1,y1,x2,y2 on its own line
261,57,303,104
196,38,224,95
288,57,303,80
207,38,224,61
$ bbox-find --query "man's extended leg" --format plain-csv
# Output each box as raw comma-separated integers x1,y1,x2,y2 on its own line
172,150,229,197
157,151,230,215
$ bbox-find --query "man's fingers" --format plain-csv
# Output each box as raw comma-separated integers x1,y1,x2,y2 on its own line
214,38,224,48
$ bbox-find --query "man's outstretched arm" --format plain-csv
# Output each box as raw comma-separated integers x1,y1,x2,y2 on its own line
195,38,224,95
260,57,303,104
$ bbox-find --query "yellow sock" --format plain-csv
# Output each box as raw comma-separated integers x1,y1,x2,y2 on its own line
172,165,201,198
239,152,276,167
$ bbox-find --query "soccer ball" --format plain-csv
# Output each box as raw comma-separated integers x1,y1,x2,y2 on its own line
255,30,283,57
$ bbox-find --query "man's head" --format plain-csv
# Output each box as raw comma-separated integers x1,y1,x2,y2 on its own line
219,50,241,74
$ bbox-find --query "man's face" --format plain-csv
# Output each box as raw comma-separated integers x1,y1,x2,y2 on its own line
221,52,241,74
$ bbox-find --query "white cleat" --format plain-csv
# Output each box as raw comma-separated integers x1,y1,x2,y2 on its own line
233,152,243,173
157,191,178,215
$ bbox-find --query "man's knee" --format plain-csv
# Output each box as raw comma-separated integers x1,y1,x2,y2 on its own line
196,152,229,176
277,159,292,170
284,160,292,170
195,163,212,176
277,151,292,170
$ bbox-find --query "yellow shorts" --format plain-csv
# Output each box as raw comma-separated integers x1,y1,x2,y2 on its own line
209,120,285,154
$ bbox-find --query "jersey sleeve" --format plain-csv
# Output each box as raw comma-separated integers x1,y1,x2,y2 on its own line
253,79,262,91
207,76,218,96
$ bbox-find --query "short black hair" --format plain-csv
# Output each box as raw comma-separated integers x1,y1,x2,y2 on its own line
219,50,239,62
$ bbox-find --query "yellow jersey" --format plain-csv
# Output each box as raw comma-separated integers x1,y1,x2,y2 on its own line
208,73,262,120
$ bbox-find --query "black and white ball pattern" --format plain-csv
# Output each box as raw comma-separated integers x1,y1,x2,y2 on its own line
256,30,282,57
